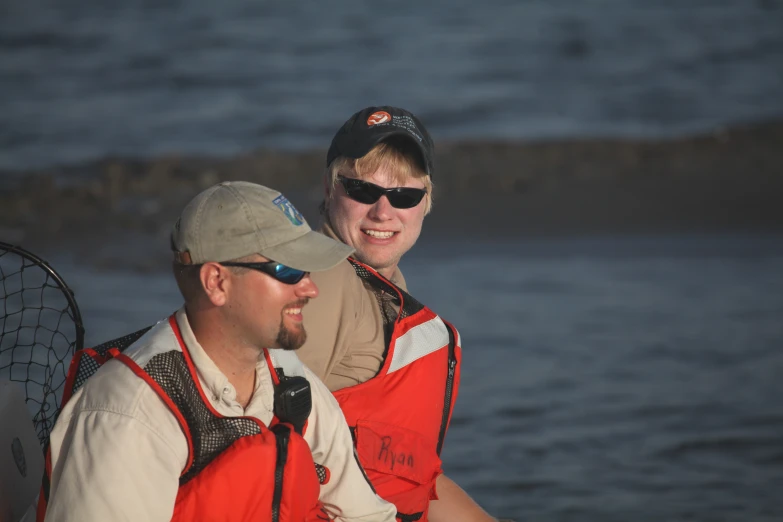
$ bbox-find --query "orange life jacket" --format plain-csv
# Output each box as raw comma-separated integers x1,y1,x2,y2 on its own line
335,259,462,522
38,315,326,522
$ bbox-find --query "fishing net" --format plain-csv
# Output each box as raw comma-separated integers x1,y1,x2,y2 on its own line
0,241,84,448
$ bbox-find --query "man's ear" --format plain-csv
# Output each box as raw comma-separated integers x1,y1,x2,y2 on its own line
200,262,229,306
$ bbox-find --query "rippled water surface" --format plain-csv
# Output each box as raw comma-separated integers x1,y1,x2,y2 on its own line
1,0,782,170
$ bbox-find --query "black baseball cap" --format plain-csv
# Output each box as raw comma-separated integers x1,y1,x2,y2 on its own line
326,106,435,177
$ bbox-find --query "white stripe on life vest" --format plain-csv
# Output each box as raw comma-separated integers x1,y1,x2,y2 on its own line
388,317,450,374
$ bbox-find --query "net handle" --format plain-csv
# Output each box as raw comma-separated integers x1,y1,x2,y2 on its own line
0,241,85,353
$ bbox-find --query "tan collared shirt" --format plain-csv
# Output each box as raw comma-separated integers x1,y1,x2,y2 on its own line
297,222,407,391
44,309,396,522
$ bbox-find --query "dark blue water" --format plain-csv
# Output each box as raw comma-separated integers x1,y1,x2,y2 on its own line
4,234,781,520
1,0,783,171
407,236,783,520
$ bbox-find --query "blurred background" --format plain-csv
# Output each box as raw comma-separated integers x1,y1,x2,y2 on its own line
1,1,783,520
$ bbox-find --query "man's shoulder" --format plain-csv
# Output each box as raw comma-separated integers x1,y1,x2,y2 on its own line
298,261,368,383
306,260,372,318
68,357,163,421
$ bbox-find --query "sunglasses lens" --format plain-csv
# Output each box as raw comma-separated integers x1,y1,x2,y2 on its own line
345,183,382,204
387,189,426,209
273,264,307,284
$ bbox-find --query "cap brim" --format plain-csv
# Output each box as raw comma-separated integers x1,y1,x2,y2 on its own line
262,230,354,272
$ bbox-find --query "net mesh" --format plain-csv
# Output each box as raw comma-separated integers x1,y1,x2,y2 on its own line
349,260,425,321
0,244,83,448
70,327,151,396
145,351,262,485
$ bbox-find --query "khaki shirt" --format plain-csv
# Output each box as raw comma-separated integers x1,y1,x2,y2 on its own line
44,308,396,522
298,223,408,390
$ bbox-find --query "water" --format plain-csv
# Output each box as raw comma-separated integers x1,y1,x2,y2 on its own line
5,234,780,520
1,0,783,171
407,236,783,520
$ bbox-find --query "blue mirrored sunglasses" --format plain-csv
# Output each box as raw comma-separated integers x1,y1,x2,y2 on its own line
220,261,308,285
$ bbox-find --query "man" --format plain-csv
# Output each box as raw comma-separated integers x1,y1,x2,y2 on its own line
39,182,397,521
297,107,496,521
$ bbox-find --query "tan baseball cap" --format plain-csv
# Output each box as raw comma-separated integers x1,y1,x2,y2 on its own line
171,181,353,272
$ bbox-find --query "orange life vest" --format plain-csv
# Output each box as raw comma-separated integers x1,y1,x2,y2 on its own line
335,259,462,522
38,315,326,522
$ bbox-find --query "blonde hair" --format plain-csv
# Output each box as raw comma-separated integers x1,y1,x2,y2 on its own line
324,139,433,215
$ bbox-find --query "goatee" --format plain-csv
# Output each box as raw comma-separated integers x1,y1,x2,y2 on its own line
276,321,307,351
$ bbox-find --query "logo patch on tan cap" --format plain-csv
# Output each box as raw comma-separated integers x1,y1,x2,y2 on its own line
367,111,392,126
272,195,305,226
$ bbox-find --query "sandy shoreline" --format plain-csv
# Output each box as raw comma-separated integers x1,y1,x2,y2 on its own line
1,119,782,262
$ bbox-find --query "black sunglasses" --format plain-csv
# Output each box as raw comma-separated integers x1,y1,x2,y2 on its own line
220,261,308,285
337,175,427,209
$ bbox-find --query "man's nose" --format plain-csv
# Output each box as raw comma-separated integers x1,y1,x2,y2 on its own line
295,274,318,299
367,194,394,220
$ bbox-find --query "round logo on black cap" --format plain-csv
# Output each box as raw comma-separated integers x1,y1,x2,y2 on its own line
12,437,27,477
366,111,391,126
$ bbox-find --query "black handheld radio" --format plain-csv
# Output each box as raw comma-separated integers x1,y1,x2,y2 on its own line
273,371,312,435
